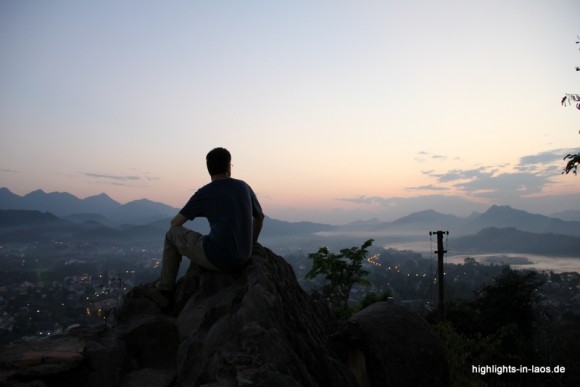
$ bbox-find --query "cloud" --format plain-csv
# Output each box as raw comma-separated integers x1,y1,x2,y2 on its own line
336,195,394,207
455,172,551,198
516,148,580,174
81,171,160,187
416,149,577,202
83,173,140,181
414,151,452,163
422,167,554,200
332,148,579,222
519,149,572,165
0,168,19,173
422,167,496,183
407,184,449,191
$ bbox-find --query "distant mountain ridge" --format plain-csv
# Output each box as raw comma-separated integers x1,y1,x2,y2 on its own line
469,205,580,236
351,205,580,238
453,227,580,256
2,187,580,255
0,187,178,225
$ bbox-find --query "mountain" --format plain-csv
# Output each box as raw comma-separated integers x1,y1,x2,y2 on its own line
0,209,67,228
0,210,164,245
0,210,336,247
358,205,580,238
551,210,580,222
0,187,178,224
82,193,121,214
112,199,179,225
0,210,79,244
0,188,21,208
464,205,580,236
4,187,580,255
21,189,87,214
453,227,580,257
262,217,335,237
383,209,464,232
63,213,120,228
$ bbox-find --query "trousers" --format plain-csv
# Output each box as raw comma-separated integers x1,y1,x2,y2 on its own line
156,225,220,291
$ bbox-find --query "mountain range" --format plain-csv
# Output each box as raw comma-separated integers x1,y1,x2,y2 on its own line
353,206,580,237
0,187,177,225
1,187,580,256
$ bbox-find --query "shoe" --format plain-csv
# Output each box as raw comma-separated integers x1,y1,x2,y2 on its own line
145,287,171,309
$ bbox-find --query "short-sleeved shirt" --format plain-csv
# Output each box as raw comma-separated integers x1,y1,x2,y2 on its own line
179,178,263,271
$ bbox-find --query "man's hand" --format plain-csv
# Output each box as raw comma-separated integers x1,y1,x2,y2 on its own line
170,213,188,227
253,213,265,244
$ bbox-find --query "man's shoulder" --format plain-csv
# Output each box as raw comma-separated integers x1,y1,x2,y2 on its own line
218,178,251,189
202,178,251,192
229,177,250,187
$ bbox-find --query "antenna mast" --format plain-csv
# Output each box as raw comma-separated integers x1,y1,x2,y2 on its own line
429,230,448,321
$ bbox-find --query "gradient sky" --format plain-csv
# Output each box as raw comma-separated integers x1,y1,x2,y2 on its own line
1,1,579,224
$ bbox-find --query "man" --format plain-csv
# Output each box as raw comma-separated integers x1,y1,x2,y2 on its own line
147,147,265,307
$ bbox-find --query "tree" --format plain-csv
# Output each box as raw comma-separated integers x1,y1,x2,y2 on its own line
563,153,580,175
473,267,545,339
305,239,373,313
435,268,547,385
562,36,580,175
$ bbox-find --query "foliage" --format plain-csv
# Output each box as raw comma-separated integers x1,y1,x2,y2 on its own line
324,290,394,319
563,152,580,175
473,267,545,339
561,36,580,175
436,321,502,386
434,268,549,385
356,289,392,311
305,239,373,315
561,93,580,110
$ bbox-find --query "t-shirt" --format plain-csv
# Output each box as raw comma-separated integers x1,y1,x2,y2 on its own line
179,178,263,271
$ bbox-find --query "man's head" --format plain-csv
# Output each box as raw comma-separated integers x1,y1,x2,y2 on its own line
206,147,232,177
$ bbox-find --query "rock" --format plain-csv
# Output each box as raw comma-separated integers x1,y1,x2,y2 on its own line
121,368,176,387
167,244,357,386
345,302,449,387
0,335,84,377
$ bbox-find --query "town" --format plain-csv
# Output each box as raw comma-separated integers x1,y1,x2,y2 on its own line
1,238,579,346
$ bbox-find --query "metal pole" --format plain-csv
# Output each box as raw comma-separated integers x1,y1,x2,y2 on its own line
430,231,448,321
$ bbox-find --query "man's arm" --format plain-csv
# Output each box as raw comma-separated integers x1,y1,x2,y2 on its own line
170,213,188,227
252,213,265,244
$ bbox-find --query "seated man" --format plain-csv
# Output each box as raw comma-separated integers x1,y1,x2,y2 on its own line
147,147,265,307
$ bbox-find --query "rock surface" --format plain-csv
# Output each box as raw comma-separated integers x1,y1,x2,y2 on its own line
345,302,449,386
0,244,448,387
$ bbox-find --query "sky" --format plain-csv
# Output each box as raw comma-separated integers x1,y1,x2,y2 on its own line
1,0,579,224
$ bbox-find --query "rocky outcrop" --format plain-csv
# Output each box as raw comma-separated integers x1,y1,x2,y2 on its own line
122,243,357,387
0,244,448,387
344,302,449,387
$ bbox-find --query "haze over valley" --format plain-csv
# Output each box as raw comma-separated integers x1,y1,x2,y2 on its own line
2,187,580,269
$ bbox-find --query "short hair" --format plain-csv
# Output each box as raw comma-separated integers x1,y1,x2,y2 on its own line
206,147,231,176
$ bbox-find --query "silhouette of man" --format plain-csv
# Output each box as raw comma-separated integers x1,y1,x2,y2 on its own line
147,147,264,307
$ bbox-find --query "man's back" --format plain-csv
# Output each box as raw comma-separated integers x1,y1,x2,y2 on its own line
179,178,263,270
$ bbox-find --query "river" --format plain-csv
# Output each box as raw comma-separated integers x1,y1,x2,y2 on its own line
384,241,580,273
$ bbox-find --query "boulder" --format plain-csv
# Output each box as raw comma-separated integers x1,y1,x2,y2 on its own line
0,335,84,381
345,302,449,386
141,243,357,386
